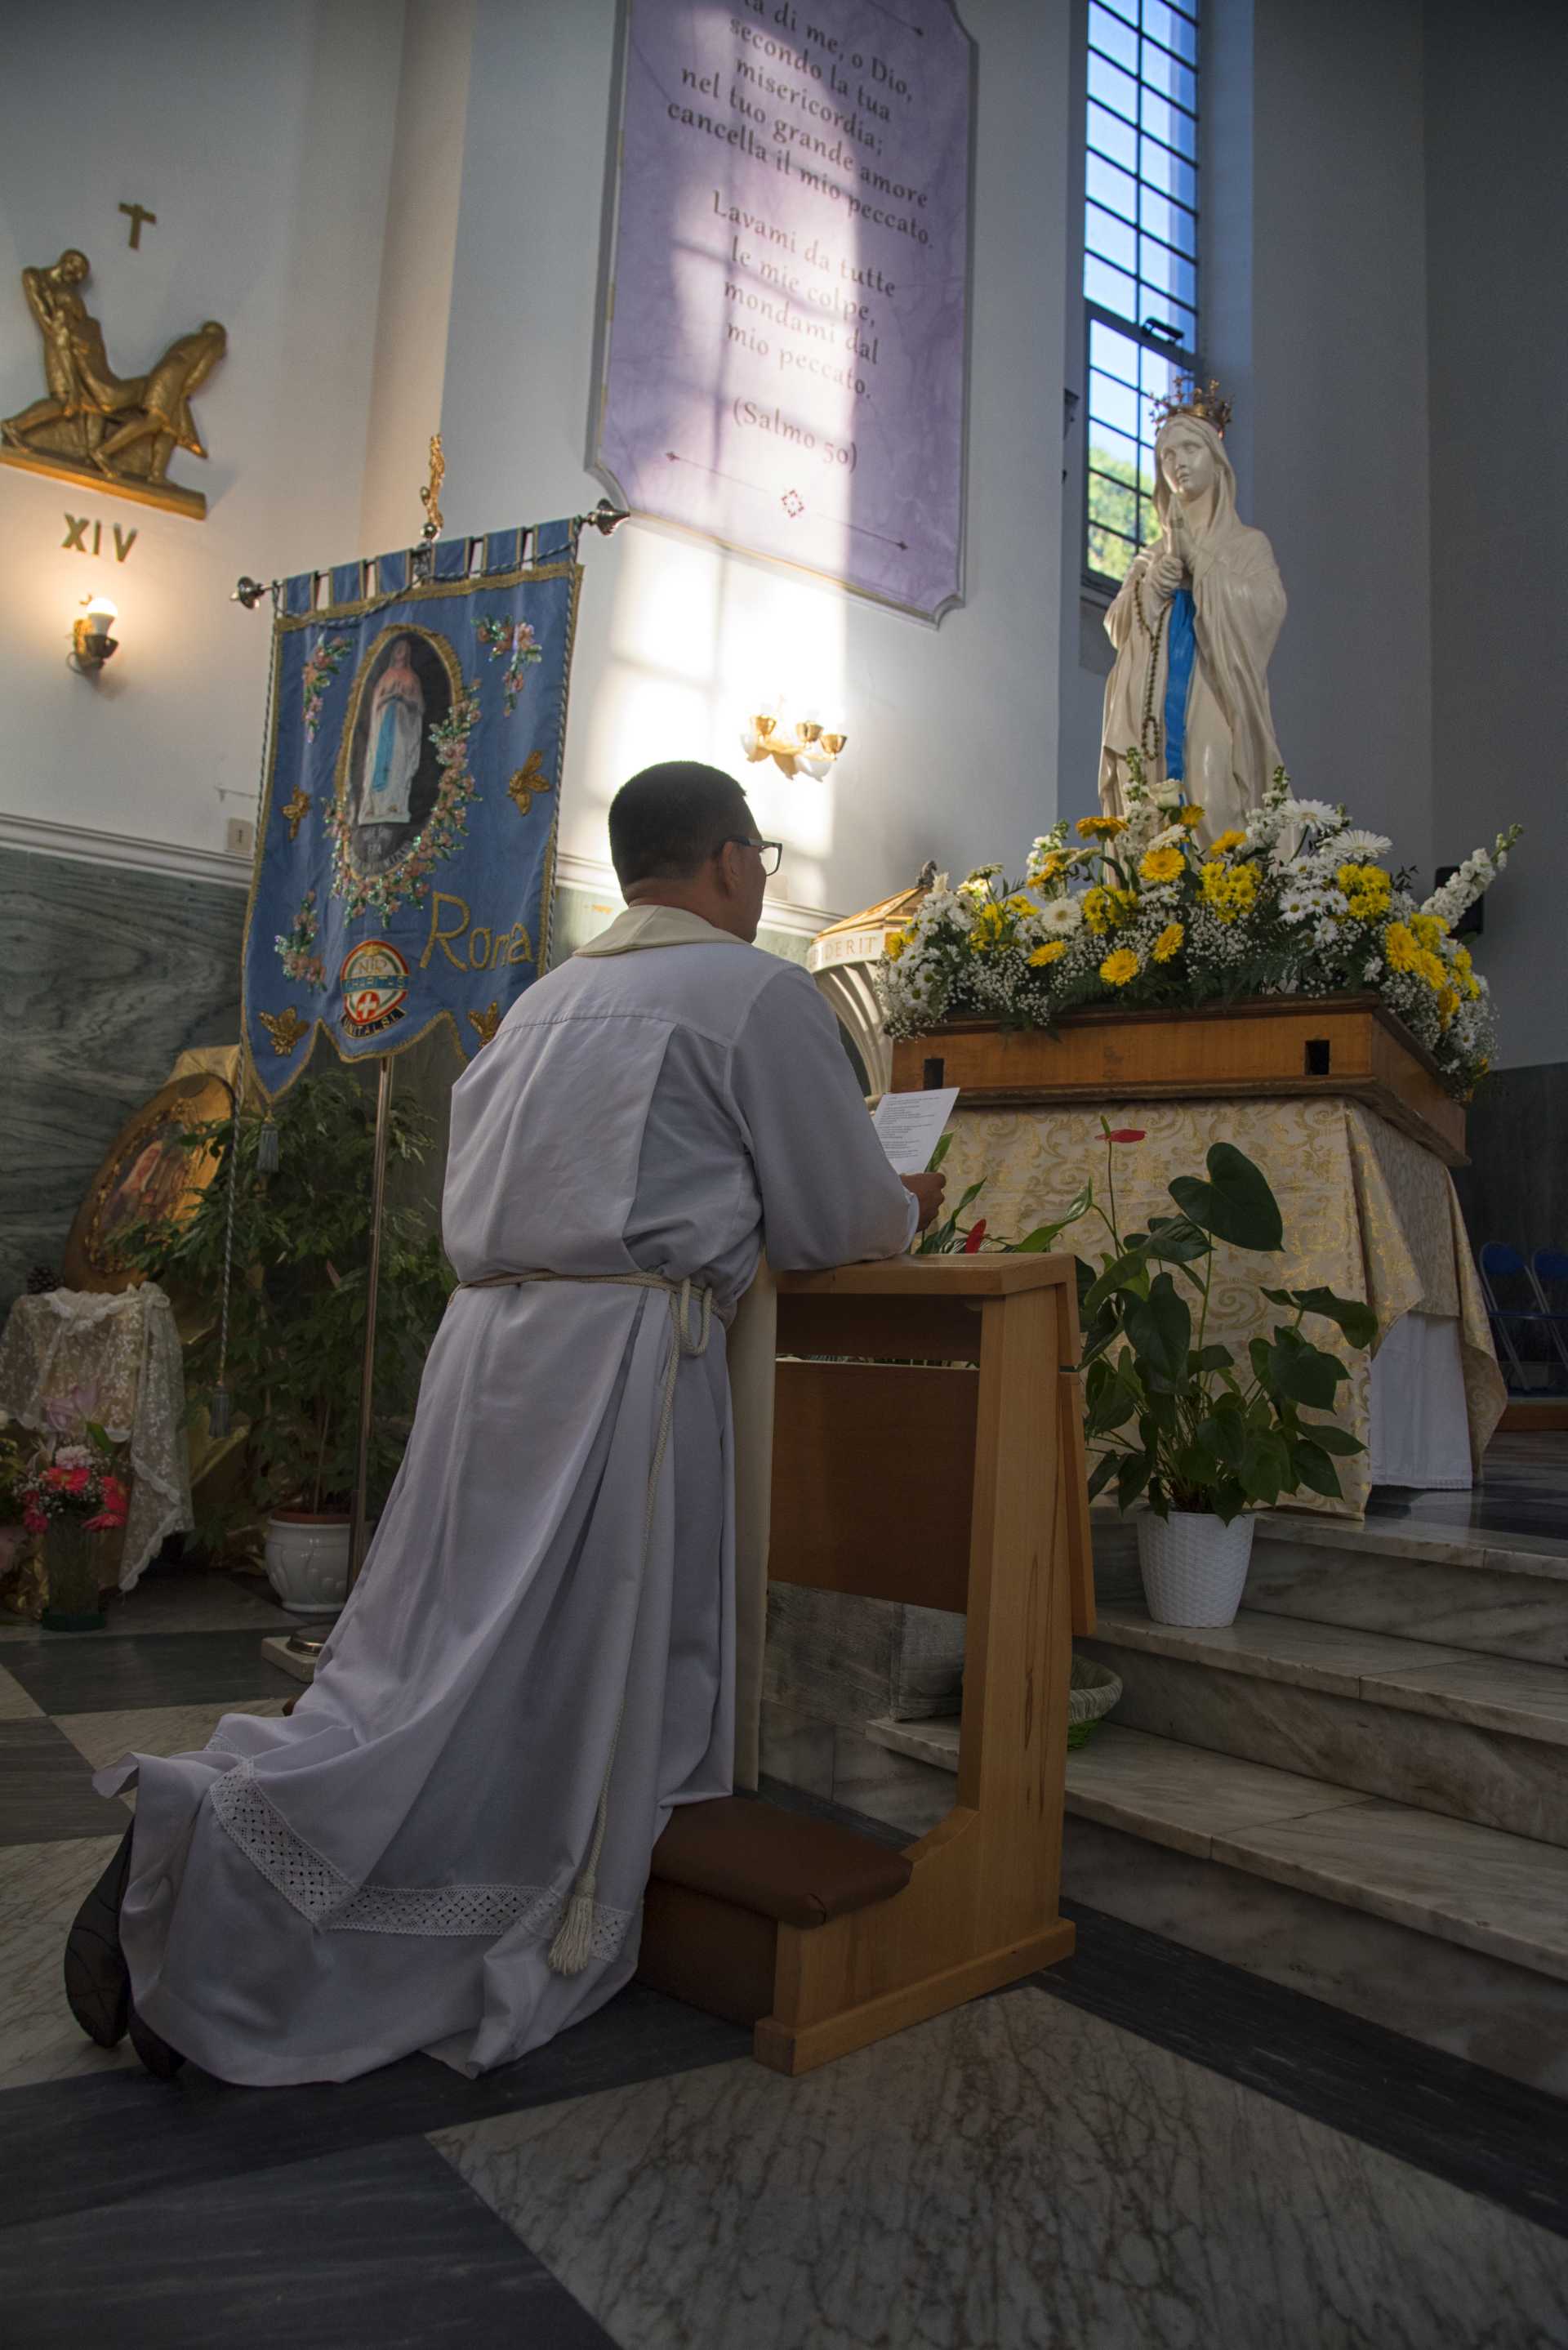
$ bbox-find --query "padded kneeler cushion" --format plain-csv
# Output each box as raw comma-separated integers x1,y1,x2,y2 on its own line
650,1795,912,1929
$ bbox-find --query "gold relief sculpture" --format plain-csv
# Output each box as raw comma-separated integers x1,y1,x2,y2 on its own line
507,751,552,819
1,249,226,520
420,432,445,542
468,1001,502,1047
282,786,312,841
258,1007,309,1055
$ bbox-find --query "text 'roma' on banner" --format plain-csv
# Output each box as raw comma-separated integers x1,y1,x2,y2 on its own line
241,522,582,1100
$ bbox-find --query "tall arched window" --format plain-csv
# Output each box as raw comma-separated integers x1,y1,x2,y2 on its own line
1082,0,1200,588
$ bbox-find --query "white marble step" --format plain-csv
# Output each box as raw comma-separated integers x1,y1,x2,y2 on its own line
863,1716,1568,1989
1077,1603,1568,1848
1085,1603,1568,1748
1243,1514,1568,1669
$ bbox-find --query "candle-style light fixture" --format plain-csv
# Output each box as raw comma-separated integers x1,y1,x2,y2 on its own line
69,593,119,676
739,698,846,780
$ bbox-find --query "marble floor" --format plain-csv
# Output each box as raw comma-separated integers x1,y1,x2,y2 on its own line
2,1557,1567,2345
1366,1431,1568,1544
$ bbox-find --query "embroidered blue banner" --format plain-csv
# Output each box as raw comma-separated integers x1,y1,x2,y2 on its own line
242,524,581,1099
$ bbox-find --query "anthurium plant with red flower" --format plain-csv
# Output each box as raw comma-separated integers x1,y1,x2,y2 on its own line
1077,1121,1379,1522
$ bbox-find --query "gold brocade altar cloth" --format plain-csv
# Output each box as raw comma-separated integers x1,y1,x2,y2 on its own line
941,1096,1505,1519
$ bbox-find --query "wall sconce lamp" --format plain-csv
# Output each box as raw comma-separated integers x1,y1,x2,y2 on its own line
739,702,846,781
69,595,119,677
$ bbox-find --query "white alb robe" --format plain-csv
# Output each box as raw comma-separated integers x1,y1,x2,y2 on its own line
104,909,915,2084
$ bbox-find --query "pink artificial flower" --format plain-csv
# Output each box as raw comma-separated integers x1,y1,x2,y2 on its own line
55,1445,92,1471
1105,1129,1147,1144
85,1505,127,1532
963,1220,988,1253
99,1475,129,1511
65,1468,91,1495
43,1464,71,1489
22,1503,47,1536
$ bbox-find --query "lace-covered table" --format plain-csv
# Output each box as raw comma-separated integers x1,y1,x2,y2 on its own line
0,1285,194,1590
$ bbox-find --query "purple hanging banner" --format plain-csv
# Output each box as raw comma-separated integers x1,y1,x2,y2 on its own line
595,0,974,622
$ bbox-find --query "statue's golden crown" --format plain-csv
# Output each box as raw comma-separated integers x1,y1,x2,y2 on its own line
1149,373,1232,438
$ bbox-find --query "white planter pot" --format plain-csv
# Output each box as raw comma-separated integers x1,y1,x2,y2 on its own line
265,1514,351,1617
1137,1510,1255,1628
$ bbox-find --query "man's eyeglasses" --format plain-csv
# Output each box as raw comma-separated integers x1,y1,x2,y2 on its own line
723,836,783,876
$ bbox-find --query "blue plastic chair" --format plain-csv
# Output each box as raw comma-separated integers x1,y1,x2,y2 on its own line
1479,1243,1568,1394
1529,1251,1568,1381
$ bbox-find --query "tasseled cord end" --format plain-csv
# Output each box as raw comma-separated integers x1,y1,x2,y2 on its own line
547,1872,598,1975
256,1116,281,1177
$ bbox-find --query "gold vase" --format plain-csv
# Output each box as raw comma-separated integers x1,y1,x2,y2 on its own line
42,1518,109,1631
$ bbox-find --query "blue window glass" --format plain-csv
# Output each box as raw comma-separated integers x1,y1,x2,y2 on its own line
1083,0,1200,586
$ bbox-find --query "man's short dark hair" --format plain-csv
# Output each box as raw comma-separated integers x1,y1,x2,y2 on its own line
608,762,755,886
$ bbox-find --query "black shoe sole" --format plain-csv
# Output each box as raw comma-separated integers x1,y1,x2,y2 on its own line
63,1827,135,2049
128,2003,185,2080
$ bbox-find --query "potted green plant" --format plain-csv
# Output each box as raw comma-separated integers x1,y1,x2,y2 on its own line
116,1072,454,1613
1076,1123,1378,1625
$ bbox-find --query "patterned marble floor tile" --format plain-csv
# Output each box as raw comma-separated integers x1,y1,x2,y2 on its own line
1061,1723,1374,1858
0,1984,748,2228
431,1987,1568,2350
0,2133,614,2349
0,1834,139,2091
0,1664,42,1720
0,1576,301,1643
2,1629,301,1717
0,1719,141,1844
53,1698,291,1785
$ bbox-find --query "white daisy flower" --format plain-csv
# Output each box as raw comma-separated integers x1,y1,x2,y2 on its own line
1281,797,1340,828
1334,828,1392,858
1042,896,1085,937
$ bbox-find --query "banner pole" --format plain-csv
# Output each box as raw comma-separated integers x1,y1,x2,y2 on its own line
349,1055,395,1590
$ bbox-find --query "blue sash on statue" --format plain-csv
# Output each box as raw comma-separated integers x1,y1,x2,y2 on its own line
1163,586,1198,782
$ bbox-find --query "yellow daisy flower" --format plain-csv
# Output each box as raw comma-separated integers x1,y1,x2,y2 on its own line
1177,805,1205,830
1029,940,1069,967
1100,948,1139,987
1152,921,1184,962
1076,815,1128,841
1139,845,1185,885
1208,828,1249,857
884,930,908,962
1383,921,1421,974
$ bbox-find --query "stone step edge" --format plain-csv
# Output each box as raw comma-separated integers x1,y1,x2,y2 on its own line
1080,1606,1568,1750
861,1715,1568,1988
1250,1513,1568,1585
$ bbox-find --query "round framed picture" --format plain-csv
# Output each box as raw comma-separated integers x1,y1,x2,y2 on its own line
63,1071,234,1293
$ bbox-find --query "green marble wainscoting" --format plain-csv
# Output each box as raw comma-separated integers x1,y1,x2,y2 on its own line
0,857,819,1312
0,849,246,1310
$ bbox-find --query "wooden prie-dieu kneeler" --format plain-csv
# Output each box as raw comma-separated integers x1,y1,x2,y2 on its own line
636,1254,1095,2076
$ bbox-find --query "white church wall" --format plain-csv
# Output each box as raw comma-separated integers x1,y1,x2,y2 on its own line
1423,0,1567,1077
0,0,403,861
436,0,1073,924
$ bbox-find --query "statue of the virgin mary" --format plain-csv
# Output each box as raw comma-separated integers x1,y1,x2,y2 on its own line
1098,381,1286,844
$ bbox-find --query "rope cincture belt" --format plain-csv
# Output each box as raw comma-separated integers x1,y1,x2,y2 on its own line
461,1269,715,1973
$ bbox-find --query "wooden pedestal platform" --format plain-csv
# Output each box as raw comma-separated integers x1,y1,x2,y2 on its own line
890,996,1467,1166
636,1255,1092,2076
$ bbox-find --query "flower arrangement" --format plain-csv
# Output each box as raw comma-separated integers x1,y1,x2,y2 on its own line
477,617,542,716
16,1389,131,1625
880,762,1519,1098
325,680,483,922
274,887,325,988
301,634,353,741
17,1388,130,1541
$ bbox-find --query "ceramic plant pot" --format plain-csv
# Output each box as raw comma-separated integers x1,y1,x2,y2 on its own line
1136,1509,1256,1628
265,1512,351,1616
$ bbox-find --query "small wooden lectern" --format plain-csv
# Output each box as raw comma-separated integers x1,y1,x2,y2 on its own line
637,1253,1094,2076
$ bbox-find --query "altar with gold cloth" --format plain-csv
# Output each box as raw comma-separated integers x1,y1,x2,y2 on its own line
938,1095,1505,1518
